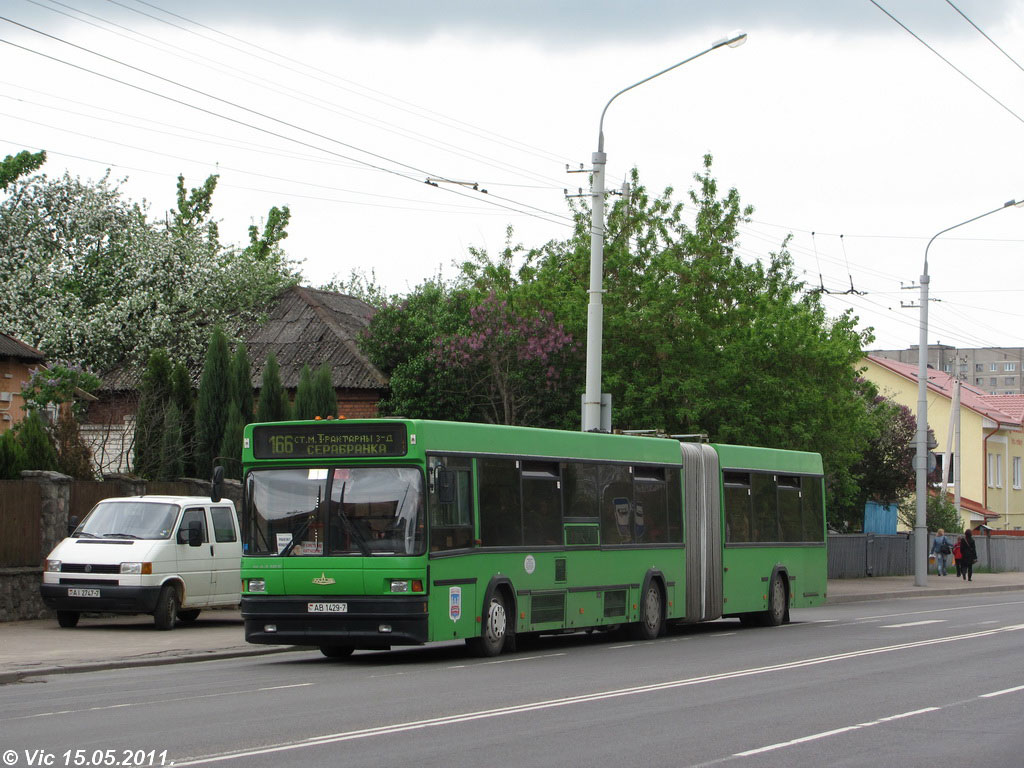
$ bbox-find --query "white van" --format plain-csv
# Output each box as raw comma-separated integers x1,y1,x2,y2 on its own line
40,495,242,630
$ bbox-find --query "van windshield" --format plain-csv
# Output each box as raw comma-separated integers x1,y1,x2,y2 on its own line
245,467,424,557
75,501,180,540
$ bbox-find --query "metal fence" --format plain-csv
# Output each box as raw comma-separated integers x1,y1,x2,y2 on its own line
828,533,1024,578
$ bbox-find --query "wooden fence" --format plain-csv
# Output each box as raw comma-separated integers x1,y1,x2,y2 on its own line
0,480,43,567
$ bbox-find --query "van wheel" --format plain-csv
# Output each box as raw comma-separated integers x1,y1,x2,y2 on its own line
178,609,201,624
56,611,80,628
153,585,179,630
319,645,354,659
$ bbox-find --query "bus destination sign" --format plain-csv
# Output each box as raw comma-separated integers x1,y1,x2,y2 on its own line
252,423,408,459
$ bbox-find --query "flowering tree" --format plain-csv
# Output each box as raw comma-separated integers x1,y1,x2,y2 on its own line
0,163,299,373
433,293,577,426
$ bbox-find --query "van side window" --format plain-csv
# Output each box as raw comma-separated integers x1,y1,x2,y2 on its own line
210,506,237,543
180,508,209,543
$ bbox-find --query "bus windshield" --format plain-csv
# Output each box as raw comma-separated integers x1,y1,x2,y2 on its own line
245,467,425,557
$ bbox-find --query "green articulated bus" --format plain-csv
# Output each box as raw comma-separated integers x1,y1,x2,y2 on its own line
239,418,827,658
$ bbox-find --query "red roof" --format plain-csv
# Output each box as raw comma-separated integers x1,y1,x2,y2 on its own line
865,355,1022,428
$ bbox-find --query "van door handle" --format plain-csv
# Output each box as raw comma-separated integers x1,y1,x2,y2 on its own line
210,545,214,556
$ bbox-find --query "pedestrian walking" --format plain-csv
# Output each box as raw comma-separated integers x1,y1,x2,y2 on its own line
952,536,963,577
959,529,978,581
931,528,952,576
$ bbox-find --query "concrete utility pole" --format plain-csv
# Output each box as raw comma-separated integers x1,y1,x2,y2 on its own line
581,31,747,433
914,198,1022,587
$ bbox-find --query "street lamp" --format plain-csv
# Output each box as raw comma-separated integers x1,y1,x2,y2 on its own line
581,31,748,433
914,197,1023,586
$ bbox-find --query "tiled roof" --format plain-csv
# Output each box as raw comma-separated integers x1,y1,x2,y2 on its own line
0,332,45,362
864,355,1022,427
100,286,387,392
978,395,1024,422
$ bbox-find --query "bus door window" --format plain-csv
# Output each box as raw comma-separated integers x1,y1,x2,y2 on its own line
428,456,473,551
521,461,561,546
634,467,668,544
478,459,523,547
777,476,803,541
723,471,752,543
599,465,633,545
801,476,825,542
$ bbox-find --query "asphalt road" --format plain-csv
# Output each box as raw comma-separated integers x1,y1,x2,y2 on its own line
3,594,1024,768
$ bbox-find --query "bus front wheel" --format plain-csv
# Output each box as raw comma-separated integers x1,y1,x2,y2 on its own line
468,593,509,657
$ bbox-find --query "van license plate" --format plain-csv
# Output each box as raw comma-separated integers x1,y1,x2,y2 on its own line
308,602,347,613
68,588,100,598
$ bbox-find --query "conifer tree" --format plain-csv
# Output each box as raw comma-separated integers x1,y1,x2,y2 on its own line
158,402,185,481
170,363,196,477
313,363,336,418
256,352,290,422
195,326,231,477
219,403,245,480
133,348,173,478
17,410,58,471
292,364,315,420
0,429,28,479
229,343,254,425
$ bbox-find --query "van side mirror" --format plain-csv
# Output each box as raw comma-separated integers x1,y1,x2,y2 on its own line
67,515,79,536
178,520,203,547
436,468,456,505
211,465,224,503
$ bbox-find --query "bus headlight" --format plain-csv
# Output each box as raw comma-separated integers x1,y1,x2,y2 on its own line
389,579,424,593
248,578,267,593
120,562,152,574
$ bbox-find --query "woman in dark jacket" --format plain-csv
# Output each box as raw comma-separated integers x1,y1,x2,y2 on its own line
959,529,978,581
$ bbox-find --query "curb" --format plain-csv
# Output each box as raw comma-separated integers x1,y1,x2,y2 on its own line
827,583,1024,604
0,645,309,685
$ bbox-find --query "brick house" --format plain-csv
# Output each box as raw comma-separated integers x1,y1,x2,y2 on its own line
0,332,46,434
83,286,389,474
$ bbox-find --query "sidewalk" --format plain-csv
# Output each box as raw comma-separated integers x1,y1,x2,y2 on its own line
3,572,1024,684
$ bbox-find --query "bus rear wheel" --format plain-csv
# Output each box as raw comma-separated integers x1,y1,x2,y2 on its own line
467,593,509,657
765,573,787,627
631,582,664,640
319,645,354,659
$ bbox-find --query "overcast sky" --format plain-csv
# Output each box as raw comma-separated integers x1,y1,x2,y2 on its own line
2,0,1023,354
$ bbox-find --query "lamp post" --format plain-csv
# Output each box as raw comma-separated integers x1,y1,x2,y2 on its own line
580,30,748,433
914,198,1022,586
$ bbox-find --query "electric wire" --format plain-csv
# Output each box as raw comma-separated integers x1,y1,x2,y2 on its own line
944,0,1024,75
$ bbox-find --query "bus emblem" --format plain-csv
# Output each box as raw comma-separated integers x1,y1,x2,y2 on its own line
449,587,461,622
312,572,336,585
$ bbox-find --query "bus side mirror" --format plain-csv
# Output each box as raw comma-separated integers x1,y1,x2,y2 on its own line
437,468,456,505
211,465,224,503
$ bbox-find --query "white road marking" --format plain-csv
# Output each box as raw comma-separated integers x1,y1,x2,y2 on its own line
173,623,1024,766
734,707,938,757
979,684,1024,698
882,620,946,628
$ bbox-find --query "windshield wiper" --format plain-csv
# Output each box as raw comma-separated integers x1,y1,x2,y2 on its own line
278,512,312,557
103,532,141,539
75,532,99,538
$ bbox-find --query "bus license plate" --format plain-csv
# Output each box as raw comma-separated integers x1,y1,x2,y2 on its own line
68,588,100,598
308,602,347,613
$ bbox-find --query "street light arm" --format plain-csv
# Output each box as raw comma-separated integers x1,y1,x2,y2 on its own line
923,199,1020,275
596,31,747,152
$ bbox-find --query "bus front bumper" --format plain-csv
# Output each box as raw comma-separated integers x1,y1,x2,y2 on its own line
241,595,429,647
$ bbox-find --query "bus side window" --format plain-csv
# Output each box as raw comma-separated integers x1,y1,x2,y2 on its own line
752,473,779,543
429,456,473,551
723,471,751,543
600,465,633,545
778,476,802,542
802,476,825,542
522,461,561,546
478,459,523,547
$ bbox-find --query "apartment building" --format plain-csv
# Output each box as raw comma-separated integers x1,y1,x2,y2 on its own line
868,345,1023,395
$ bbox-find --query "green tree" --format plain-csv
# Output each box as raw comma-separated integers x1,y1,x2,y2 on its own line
158,402,185,481
256,352,290,422
133,348,173,479
0,429,28,479
195,326,231,477
900,493,962,533
229,344,254,425
292,365,316,420
170,363,196,477
52,410,94,479
17,410,58,472
0,149,46,191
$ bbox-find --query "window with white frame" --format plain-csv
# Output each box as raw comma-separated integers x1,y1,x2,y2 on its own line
1006,362,1016,372
1015,457,1022,490
991,363,999,371
976,363,984,372
988,453,1003,488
